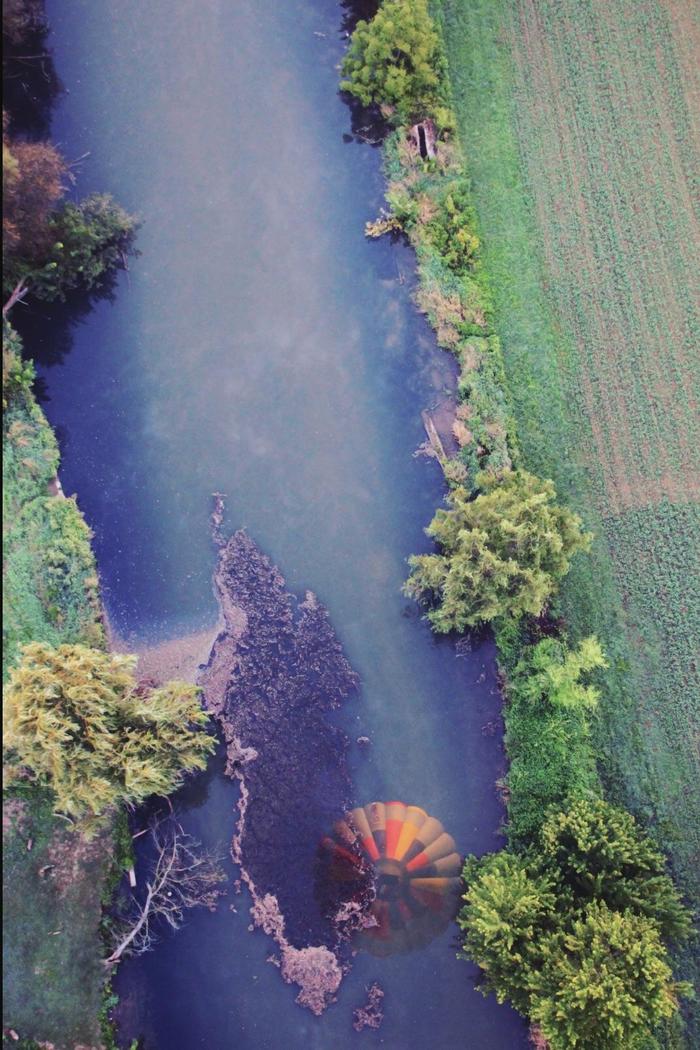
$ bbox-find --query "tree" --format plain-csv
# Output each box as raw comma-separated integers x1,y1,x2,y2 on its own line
3,129,66,293
340,0,444,123
530,902,687,1050
3,642,215,821
405,470,591,631
460,854,689,1050
29,193,139,301
458,852,556,1012
106,817,226,964
511,636,607,710
3,119,137,305
540,799,692,942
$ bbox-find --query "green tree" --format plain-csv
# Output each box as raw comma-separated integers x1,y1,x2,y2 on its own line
540,799,692,942
530,902,686,1050
459,852,556,1011
340,0,444,123
3,642,214,821
461,842,690,1047
405,470,591,631
511,636,607,710
27,193,138,301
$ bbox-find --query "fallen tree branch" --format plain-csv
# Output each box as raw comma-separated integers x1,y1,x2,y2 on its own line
105,817,226,965
3,278,30,318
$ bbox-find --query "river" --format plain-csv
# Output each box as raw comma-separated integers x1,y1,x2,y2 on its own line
32,1,527,1046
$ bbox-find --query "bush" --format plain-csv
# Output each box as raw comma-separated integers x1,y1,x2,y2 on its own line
405,469,591,631
505,694,598,844
340,0,444,123
425,183,480,270
460,801,692,1049
3,643,215,822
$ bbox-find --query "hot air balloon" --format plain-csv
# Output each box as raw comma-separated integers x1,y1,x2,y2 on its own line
319,801,462,957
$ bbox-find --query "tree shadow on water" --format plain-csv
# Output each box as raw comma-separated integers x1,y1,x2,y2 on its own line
13,271,121,399
3,16,63,139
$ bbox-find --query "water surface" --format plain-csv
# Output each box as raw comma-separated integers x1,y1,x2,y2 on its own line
34,1,527,1046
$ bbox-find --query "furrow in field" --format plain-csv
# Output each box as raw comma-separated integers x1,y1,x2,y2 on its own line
509,0,700,509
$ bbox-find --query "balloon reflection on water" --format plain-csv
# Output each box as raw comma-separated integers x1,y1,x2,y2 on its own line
319,801,461,957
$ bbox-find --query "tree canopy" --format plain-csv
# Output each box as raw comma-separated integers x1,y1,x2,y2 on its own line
3,642,215,821
3,120,137,303
530,902,682,1050
340,0,444,123
511,635,607,710
540,798,691,942
459,799,691,1048
29,193,139,301
405,470,591,631
3,128,66,285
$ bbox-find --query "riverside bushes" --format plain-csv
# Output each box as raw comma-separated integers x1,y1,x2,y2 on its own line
404,470,591,630
460,801,691,1049
343,2,693,1045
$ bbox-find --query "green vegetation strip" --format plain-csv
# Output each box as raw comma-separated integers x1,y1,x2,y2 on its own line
342,0,698,1044
434,0,700,903
3,328,113,1047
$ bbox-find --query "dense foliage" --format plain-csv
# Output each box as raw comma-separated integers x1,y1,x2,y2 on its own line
345,0,695,1042
28,194,138,301
3,123,137,301
424,184,480,271
405,470,591,630
340,0,445,123
3,129,66,284
3,643,215,820
511,635,606,710
540,799,692,942
504,636,603,842
460,800,691,1049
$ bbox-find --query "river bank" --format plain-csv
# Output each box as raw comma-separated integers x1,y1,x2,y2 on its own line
2,343,119,1046
432,0,699,1038
337,1,696,1044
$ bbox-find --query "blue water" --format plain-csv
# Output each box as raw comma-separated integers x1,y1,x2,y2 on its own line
34,1,527,1046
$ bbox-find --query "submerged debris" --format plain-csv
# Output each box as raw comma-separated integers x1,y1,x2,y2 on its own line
353,982,385,1031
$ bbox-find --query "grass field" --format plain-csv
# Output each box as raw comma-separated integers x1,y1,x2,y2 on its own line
435,0,700,1009
3,336,114,1048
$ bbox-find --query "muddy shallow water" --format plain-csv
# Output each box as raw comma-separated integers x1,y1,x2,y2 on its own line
31,0,527,1046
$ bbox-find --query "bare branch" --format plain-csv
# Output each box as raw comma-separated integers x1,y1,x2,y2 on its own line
3,278,30,317
105,818,226,965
